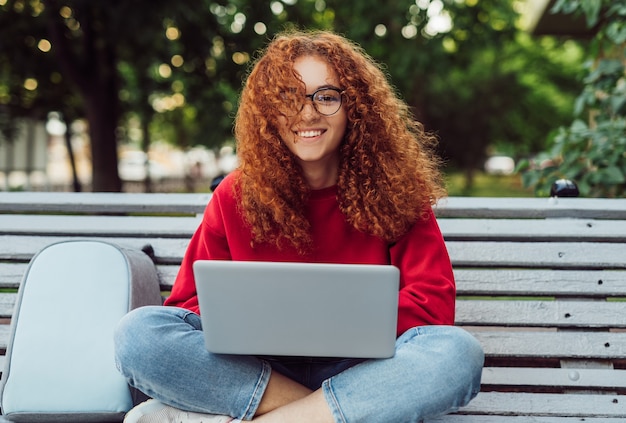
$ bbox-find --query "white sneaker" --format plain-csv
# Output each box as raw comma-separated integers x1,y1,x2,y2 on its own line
124,399,235,423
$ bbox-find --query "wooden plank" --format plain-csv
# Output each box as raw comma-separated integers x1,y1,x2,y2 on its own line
156,265,179,289
434,197,626,219
439,218,626,242
481,367,626,390
453,391,626,417
3,193,626,219
8,265,625,298
455,269,626,297
0,192,211,215
0,324,10,349
447,241,626,269
0,235,189,264
0,214,201,237
0,263,27,289
0,321,621,361
10,215,626,242
469,331,626,359
7,215,626,242
2,238,612,271
457,300,626,328
429,415,626,422
0,293,15,318
5,248,626,296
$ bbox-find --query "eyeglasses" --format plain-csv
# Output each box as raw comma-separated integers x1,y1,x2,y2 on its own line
280,87,344,117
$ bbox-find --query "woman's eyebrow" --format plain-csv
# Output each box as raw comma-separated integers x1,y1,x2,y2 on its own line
310,84,342,92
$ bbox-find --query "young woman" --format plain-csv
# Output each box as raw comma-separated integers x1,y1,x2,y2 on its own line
114,30,483,423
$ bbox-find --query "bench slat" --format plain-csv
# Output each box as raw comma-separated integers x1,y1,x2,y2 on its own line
439,218,626,242
3,284,624,328
5,214,626,243
435,197,626,219
0,192,211,215
0,263,27,289
454,391,626,417
429,416,625,422
4,266,626,297
0,293,15,318
470,330,625,359
0,214,201,237
447,241,626,269
455,269,626,297
5,264,626,298
3,193,626,219
481,367,626,390
4,236,626,270
0,235,190,264
0,321,622,361
456,300,626,328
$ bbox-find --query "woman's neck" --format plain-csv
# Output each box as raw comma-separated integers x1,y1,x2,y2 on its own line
300,163,338,190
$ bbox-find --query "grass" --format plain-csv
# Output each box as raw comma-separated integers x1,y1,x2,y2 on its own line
444,171,535,197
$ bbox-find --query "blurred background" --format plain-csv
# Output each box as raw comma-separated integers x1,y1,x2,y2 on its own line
0,0,624,196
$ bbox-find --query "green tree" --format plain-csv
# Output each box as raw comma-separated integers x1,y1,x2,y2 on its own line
1,0,585,193
0,1,82,147
520,0,626,197
0,0,271,191
326,0,582,191
2,1,148,191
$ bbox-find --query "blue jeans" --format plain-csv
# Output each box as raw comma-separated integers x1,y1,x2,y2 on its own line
114,306,483,422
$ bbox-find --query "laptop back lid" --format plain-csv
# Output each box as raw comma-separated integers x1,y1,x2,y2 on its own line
193,260,399,358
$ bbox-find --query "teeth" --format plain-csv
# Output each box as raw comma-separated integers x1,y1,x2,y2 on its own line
297,130,323,138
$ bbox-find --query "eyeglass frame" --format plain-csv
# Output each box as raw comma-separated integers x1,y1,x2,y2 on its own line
283,86,345,117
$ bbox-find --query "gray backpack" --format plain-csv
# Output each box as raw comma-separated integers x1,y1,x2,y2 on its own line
0,240,162,422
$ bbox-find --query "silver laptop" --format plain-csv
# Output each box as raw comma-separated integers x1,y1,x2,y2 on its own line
193,260,399,358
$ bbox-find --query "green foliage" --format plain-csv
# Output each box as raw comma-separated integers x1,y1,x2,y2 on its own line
0,0,82,139
332,0,582,179
520,0,626,197
0,0,588,192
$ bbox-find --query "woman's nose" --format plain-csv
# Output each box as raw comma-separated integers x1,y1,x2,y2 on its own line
300,101,319,120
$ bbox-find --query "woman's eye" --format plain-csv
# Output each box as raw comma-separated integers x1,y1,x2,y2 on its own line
315,93,339,103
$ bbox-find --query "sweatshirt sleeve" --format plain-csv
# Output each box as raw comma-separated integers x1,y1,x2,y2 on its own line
163,187,232,313
390,208,455,335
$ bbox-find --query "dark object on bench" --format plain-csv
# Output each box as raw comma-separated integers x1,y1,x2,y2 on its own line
210,174,226,192
551,178,579,197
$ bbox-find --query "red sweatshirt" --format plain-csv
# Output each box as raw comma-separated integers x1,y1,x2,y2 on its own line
165,172,455,336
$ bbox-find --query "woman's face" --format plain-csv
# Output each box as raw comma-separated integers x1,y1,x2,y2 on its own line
277,55,348,186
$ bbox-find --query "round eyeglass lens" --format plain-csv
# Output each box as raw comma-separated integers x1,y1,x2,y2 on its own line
310,89,342,116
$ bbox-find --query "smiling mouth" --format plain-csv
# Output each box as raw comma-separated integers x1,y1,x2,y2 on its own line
295,130,324,138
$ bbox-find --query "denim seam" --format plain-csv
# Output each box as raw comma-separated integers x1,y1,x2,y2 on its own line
322,379,346,423
240,360,272,420
181,310,202,329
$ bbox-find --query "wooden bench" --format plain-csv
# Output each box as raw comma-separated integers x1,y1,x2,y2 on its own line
1,192,625,422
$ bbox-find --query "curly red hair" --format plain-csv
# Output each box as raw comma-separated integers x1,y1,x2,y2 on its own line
234,29,446,253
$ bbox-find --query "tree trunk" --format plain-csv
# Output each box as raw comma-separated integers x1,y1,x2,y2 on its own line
84,89,121,192
141,117,153,193
63,122,81,192
46,1,122,192
463,166,475,195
